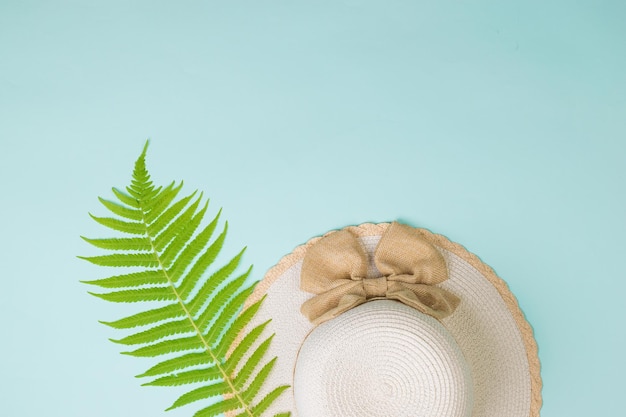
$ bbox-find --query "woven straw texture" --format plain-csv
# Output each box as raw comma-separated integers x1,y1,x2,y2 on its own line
294,300,473,417
228,223,541,417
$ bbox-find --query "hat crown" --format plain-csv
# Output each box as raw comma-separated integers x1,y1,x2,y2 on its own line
293,300,474,417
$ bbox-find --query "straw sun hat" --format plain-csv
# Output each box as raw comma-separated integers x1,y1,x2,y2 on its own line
233,222,541,417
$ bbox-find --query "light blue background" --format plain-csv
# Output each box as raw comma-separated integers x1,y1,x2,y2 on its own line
1,1,624,416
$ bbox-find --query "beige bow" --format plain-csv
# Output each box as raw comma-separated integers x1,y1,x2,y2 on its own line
300,222,460,325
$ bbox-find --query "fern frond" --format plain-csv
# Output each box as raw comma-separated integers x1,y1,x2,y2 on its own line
82,141,289,416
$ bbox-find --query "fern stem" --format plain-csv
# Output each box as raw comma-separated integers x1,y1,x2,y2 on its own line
138,199,254,417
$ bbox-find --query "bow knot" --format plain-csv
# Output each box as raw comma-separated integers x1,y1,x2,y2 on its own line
300,222,461,325
363,276,388,298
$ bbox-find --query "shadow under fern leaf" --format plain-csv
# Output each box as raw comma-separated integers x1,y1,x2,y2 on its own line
81,141,290,417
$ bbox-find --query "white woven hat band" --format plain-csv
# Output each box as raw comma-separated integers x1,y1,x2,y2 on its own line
294,300,473,417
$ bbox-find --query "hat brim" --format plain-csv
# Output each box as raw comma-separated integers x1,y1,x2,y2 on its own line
230,223,542,417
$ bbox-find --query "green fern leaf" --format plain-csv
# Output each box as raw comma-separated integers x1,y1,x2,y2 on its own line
160,200,209,267
79,252,159,268
178,224,229,299
249,386,291,417
112,187,141,208
194,396,241,417
149,191,197,240
205,286,256,349
241,358,277,402
89,286,176,303
214,299,264,358
88,214,146,235
168,209,222,284
233,337,274,391
201,276,253,331
82,141,290,416
81,270,166,289
144,366,222,387
166,382,231,410
100,303,182,329
225,322,271,375
111,318,195,345
80,236,152,251
98,197,143,220
138,352,212,378
122,335,204,357
144,181,183,223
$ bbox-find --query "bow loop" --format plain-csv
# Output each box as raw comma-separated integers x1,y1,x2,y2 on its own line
300,222,460,325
